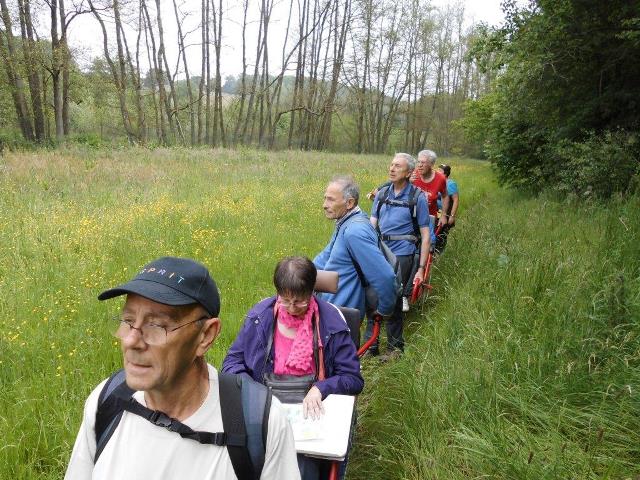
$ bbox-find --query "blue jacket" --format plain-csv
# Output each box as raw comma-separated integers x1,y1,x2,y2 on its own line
221,296,364,399
314,209,397,317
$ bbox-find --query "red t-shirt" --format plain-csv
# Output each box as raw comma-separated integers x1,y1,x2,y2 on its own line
413,171,447,216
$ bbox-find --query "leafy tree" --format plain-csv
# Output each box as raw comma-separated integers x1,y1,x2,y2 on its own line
467,0,640,195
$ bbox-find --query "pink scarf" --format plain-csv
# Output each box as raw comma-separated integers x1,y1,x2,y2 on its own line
276,296,320,373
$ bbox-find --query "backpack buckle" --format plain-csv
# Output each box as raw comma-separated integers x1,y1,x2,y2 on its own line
149,410,173,428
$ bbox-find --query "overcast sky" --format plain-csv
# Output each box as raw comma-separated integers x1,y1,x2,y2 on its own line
64,0,507,77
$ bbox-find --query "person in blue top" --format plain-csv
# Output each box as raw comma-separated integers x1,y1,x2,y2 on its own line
367,153,431,360
313,175,397,321
435,164,459,254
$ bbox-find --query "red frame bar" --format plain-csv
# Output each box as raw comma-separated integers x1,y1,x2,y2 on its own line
409,224,442,304
357,313,381,358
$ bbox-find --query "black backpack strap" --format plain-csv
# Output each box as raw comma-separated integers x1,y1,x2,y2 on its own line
95,369,270,480
374,185,392,236
95,369,133,463
219,373,257,480
120,396,229,445
408,185,422,240
237,374,271,479
376,184,421,241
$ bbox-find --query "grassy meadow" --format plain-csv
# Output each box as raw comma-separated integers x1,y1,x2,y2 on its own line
1,147,638,479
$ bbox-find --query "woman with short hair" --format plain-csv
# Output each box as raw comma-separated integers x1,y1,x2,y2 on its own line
222,256,363,479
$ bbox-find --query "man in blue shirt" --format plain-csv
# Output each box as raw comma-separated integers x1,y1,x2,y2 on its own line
314,175,397,322
436,164,459,254
367,153,431,359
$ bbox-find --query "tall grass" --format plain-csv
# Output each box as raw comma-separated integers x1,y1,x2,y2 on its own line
350,182,640,478
1,147,637,478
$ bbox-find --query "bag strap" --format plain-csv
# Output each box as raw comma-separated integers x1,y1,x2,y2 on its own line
374,185,392,236
94,370,269,480
375,184,421,241
95,369,133,463
314,314,326,381
408,185,421,240
220,373,257,480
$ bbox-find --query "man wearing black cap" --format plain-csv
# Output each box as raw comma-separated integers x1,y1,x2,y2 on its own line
65,257,300,480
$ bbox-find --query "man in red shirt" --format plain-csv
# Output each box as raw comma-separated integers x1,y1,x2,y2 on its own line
412,149,449,231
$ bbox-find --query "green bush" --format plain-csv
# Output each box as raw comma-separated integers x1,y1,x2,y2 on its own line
471,0,640,199
67,132,105,149
551,130,639,198
0,129,35,151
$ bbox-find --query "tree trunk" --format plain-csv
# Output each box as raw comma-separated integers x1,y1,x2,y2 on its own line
232,0,249,145
89,0,136,143
59,0,71,136
171,0,195,145
17,0,45,141
0,0,34,140
154,0,182,143
50,0,64,141
197,0,207,144
142,0,170,143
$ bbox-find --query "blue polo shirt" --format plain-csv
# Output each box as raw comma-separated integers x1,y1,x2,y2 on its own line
437,178,458,210
371,183,430,256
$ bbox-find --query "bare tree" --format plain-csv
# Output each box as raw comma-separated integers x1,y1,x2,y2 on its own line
88,0,137,143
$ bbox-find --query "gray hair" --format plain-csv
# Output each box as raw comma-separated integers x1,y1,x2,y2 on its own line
394,152,416,171
418,149,437,165
329,175,360,205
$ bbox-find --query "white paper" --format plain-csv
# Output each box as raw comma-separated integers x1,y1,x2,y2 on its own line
281,394,355,460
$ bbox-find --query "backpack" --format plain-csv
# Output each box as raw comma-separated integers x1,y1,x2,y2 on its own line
94,369,272,480
374,184,422,244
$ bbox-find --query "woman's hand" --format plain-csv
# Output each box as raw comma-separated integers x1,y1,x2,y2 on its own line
302,386,324,420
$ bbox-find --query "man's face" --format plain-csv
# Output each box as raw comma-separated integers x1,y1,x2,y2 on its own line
418,155,432,176
323,182,353,220
118,294,216,394
388,156,411,183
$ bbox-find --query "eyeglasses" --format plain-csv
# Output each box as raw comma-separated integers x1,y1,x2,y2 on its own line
113,315,209,345
277,297,310,309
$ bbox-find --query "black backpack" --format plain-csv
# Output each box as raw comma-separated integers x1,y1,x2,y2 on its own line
94,369,272,480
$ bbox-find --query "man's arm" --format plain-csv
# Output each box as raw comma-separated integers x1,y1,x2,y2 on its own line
439,187,450,227
414,225,431,283
345,226,396,316
448,192,459,225
447,180,459,225
414,193,432,282
260,398,301,480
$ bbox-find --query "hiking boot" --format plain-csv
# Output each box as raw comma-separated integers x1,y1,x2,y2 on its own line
364,347,379,358
379,350,402,363
402,296,410,312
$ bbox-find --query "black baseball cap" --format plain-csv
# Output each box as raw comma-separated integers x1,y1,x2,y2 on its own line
98,257,221,317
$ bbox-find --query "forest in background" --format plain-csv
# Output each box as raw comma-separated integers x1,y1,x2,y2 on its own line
1,0,638,196
0,0,490,155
